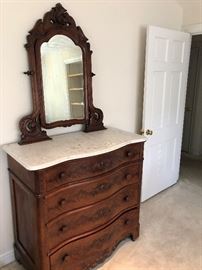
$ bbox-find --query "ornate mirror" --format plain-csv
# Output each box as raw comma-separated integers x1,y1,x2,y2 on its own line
19,3,105,144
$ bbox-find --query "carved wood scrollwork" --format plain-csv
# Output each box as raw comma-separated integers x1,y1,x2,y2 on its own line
80,234,131,270
85,107,105,132
19,3,105,144
19,114,51,145
58,207,112,234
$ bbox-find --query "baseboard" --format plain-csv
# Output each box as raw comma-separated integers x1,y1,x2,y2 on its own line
0,250,15,268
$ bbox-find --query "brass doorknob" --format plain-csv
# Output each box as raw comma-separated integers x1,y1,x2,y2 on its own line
140,129,153,135
146,129,153,135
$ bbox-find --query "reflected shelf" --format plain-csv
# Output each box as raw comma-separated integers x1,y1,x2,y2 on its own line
68,73,83,78
71,102,84,106
69,88,83,91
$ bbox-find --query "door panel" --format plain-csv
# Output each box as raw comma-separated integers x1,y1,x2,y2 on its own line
142,26,191,201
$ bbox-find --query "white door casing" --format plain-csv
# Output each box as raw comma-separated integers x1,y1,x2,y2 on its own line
141,26,191,202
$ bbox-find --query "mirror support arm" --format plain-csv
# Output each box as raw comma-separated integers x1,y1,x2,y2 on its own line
23,71,35,76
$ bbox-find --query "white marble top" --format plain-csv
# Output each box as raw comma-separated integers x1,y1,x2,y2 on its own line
2,127,146,171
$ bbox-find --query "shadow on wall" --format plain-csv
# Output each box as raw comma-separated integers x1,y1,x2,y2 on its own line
134,25,147,134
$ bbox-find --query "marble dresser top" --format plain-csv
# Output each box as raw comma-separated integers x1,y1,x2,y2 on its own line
3,127,146,171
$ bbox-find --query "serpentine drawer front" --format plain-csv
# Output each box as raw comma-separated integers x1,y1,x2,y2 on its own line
50,209,139,270
41,143,143,192
3,128,145,270
47,184,139,251
45,163,140,221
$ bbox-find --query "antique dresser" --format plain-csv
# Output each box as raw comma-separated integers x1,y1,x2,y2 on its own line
3,128,145,270
3,3,146,270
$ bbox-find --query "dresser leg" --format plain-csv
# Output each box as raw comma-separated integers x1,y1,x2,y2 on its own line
14,244,36,270
14,245,22,265
130,224,140,241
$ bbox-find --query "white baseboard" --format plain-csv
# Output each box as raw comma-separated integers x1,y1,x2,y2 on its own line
0,250,15,268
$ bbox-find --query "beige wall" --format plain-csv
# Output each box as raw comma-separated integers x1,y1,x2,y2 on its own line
0,0,183,266
178,0,202,26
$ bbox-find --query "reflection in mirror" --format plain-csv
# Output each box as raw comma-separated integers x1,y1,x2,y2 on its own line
40,35,84,123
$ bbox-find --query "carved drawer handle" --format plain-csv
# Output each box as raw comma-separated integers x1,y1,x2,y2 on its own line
59,224,68,232
98,161,105,169
100,184,106,190
94,161,105,171
123,195,129,202
58,198,66,207
92,182,112,195
125,173,132,180
97,183,111,192
126,151,133,157
59,171,66,179
62,254,69,262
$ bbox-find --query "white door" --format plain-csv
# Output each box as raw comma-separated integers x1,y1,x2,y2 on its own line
141,26,191,202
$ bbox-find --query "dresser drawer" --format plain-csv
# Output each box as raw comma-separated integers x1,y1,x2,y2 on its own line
47,184,139,250
50,208,138,270
45,163,140,221
40,143,143,192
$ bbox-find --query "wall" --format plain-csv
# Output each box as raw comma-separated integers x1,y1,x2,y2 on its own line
178,0,202,34
0,0,183,266
177,0,202,27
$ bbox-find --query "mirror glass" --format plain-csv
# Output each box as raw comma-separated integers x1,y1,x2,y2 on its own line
40,35,84,123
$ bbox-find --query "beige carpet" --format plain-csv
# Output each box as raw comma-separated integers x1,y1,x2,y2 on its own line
2,157,202,270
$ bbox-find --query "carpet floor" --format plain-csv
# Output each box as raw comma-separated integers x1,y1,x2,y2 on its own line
2,156,202,270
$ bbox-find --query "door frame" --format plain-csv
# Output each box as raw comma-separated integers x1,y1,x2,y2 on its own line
183,23,202,35
182,24,202,154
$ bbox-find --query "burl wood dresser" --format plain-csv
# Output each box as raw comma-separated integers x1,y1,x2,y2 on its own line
3,128,145,270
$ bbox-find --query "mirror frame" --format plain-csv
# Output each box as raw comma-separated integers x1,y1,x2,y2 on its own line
19,3,105,144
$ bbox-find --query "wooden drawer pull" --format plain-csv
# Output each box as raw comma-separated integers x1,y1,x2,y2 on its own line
125,173,132,180
62,254,69,262
124,219,130,225
123,195,129,202
59,172,66,179
126,151,133,157
58,198,66,207
59,225,68,232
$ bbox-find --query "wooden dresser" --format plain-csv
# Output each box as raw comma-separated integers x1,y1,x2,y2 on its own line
3,128,145,270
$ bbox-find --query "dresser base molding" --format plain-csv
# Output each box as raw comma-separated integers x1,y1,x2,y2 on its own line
13,216,139,270
50,209,139,270
14,244,34,270
14,234,139,270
